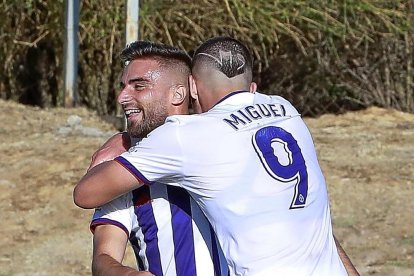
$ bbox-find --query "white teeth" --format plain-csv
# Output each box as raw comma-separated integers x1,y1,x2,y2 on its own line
125,109,142,116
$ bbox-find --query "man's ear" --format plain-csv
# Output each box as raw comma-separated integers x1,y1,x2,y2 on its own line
189,75,198,100
249,82,257,93
171,84,187,106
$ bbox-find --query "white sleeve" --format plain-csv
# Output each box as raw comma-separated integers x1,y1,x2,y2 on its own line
115,119,184,187
90,193,133,236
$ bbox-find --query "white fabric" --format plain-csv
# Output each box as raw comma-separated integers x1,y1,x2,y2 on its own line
121,92,347,276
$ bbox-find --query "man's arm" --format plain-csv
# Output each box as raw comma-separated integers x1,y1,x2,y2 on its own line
75,123,183,209
73,160,143,209
92,224,152,276
334,235,359,276
89,132,131,171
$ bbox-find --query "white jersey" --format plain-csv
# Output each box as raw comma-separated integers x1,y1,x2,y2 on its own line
116,91,347,275
91,183,228,276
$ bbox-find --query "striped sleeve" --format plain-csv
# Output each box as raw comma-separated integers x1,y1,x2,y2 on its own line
90,193,133,237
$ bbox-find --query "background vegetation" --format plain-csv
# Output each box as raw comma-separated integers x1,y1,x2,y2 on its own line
1,0,413,116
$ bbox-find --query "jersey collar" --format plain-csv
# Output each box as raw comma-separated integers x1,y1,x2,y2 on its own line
212,90,250,108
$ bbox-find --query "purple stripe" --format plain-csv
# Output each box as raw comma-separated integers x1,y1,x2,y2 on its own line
115,156,152,185
213,90,248,108
167,186,197,276
90,218,129,237
210,227,222,276
129,230,145,270
132,189,163,275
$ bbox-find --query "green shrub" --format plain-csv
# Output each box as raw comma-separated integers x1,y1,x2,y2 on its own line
0,0,412,116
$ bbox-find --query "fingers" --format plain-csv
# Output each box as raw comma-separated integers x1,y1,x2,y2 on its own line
87,132,129,172
88,148,113,171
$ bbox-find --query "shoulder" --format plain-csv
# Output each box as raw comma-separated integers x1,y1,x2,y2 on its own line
254,92,289,104
164,114,201,125
255,92,300,116
161,114,207,133
95,192,133,212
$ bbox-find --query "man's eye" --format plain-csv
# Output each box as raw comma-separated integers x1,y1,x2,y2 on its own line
134,84,145,90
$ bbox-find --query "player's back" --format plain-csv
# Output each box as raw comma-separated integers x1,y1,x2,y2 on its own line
176,91,347,275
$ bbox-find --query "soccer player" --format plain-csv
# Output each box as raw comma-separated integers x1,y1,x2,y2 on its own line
88,41,227,276
75,37,357,275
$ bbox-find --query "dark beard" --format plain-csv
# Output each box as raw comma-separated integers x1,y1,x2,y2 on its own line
127,104,169,138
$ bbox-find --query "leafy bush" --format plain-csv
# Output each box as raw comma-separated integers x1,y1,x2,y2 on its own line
0,0,412,116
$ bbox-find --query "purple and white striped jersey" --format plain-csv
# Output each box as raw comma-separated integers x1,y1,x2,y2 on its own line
91,183,228,276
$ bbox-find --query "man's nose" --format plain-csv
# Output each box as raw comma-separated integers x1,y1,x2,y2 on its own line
117,87,131,105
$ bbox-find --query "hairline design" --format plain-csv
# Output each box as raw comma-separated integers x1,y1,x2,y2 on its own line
196,50,246,71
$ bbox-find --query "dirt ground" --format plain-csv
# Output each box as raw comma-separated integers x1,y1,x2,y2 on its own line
0,99,413,276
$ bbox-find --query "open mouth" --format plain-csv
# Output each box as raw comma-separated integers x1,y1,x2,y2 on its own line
124,108,142,118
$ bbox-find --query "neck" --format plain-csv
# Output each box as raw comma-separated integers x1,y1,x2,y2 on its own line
204,84,249,111
194,68,251,112
168,105,189,116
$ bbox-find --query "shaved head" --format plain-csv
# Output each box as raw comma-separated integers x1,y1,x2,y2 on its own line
192,37,253,85
189,37,256,112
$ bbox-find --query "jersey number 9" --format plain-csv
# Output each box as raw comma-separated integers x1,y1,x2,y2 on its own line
252,126,308,209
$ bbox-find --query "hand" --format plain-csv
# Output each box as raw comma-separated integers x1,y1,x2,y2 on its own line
88,132,131,171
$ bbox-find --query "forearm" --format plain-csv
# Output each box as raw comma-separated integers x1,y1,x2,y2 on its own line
92,225,152,276
74,160,143,209
92,253,143,276
335,236,359,276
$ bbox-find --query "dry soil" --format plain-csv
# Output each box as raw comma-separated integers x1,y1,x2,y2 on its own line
0,99,413,275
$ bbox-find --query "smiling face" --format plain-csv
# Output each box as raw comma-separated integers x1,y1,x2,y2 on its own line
117,58,173,138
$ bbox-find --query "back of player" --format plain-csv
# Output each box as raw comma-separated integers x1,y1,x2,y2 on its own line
119,91,347,275
177,91,347,275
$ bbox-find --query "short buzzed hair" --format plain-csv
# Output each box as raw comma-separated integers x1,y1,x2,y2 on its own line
192,37,253,79
120,40,191,76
